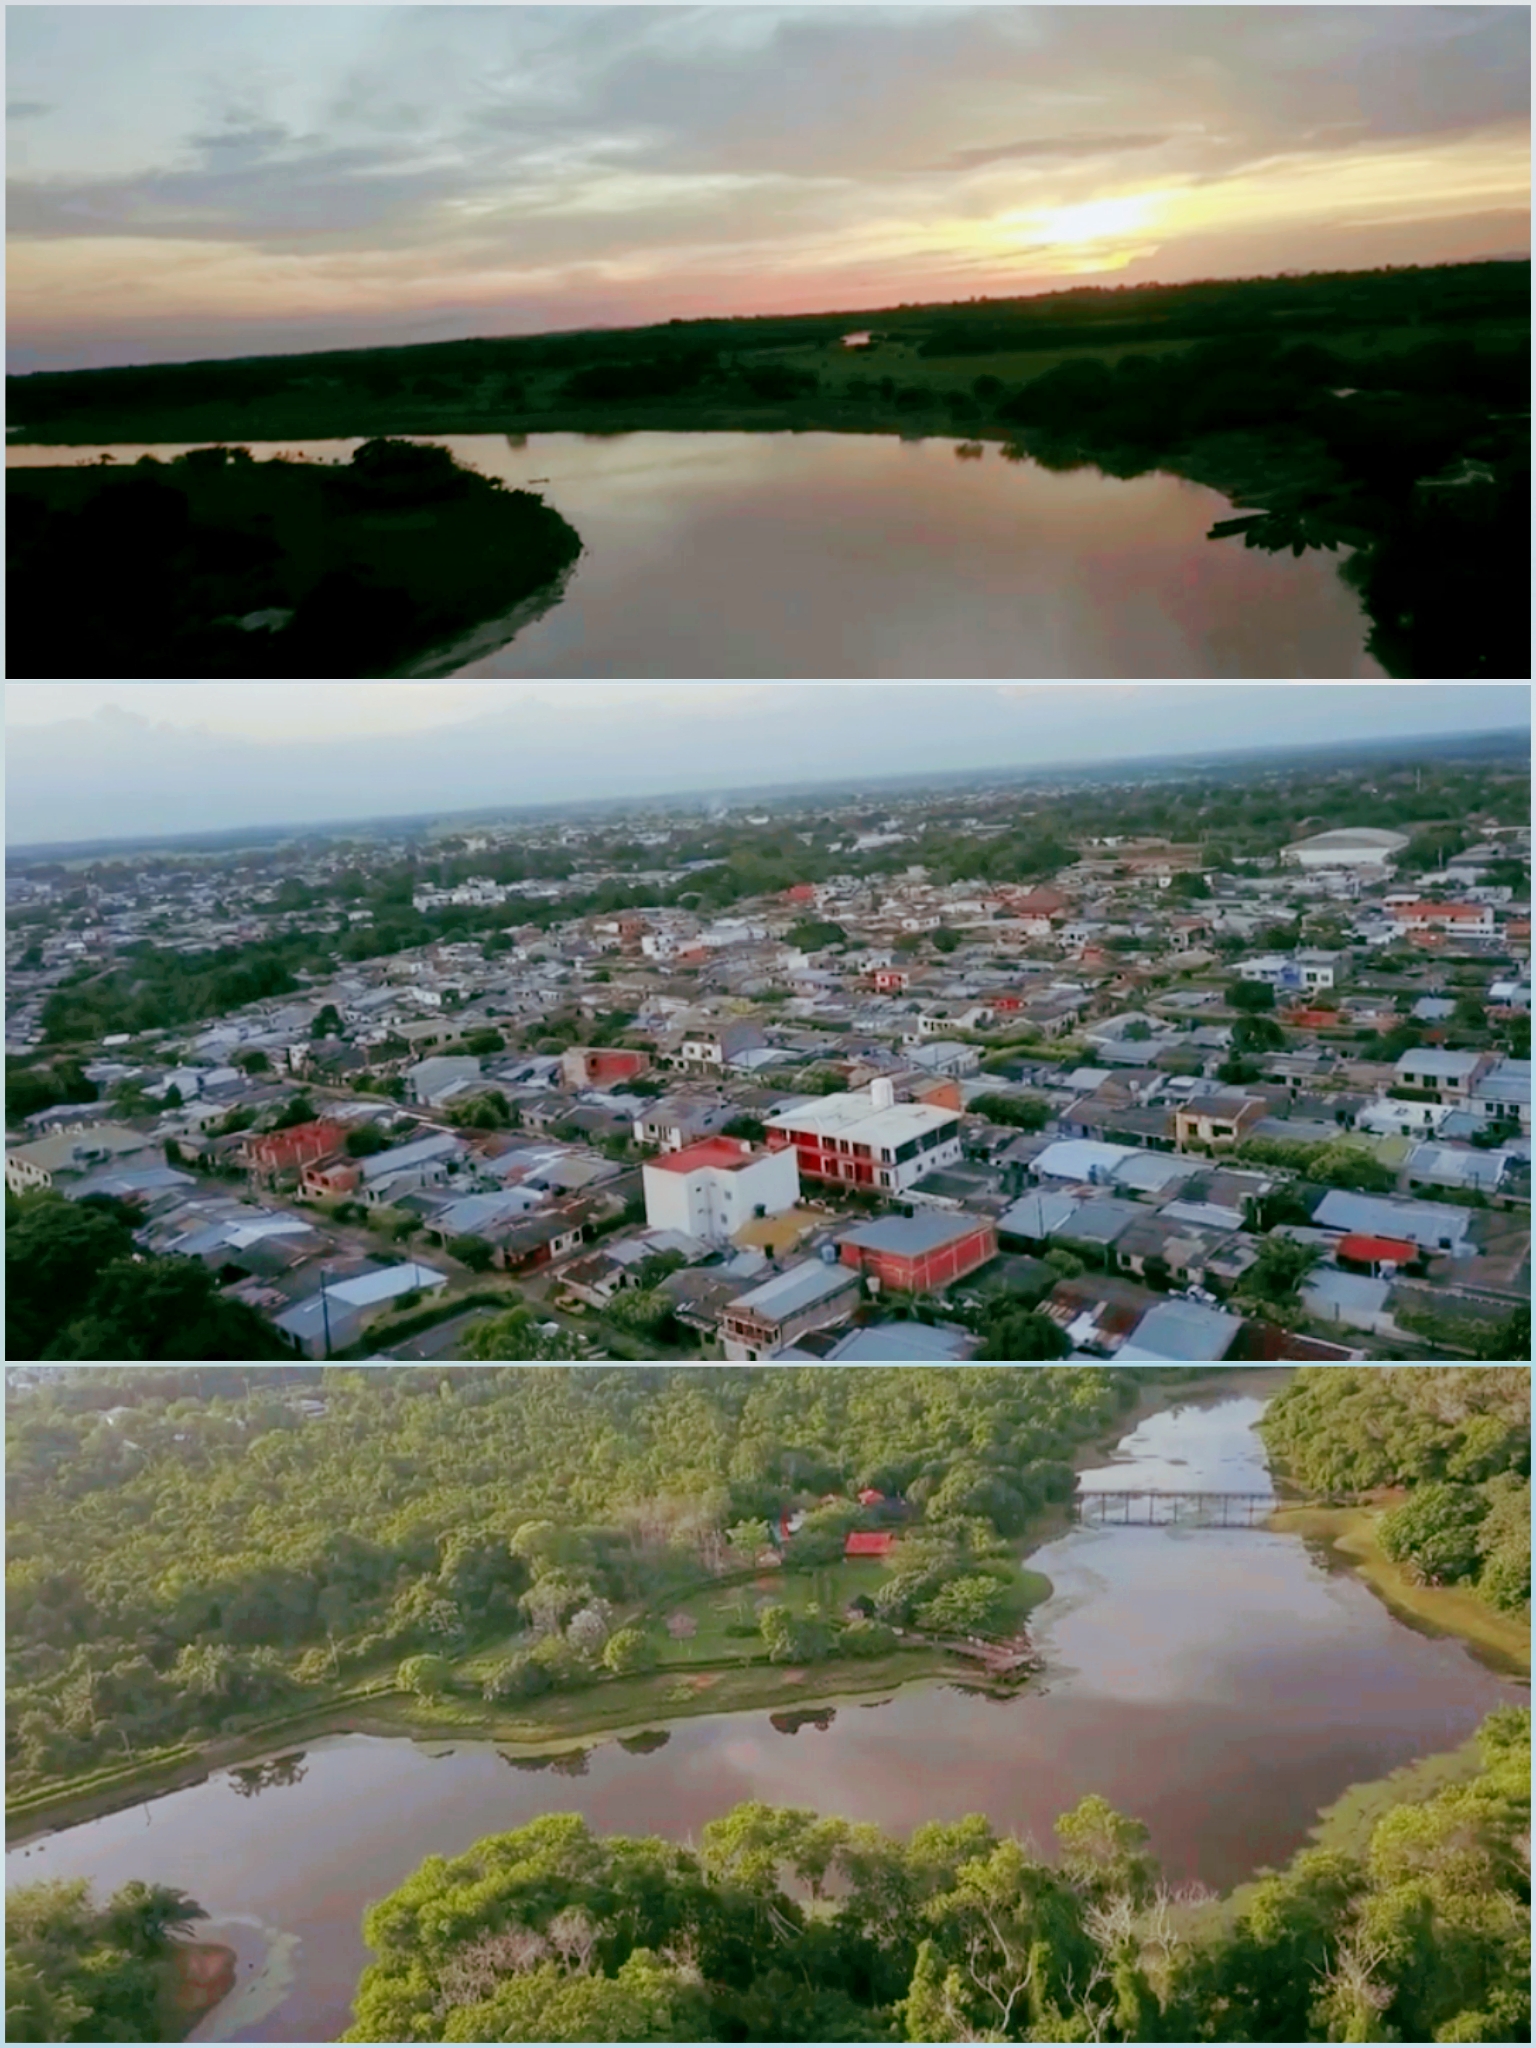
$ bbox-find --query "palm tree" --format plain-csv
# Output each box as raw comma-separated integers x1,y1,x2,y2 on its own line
104,1880,208,1955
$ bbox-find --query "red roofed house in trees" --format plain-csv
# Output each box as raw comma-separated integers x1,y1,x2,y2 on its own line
844,1530,895,1559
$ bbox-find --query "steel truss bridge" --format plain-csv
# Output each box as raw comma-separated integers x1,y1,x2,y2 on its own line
1072,1489,1283,1527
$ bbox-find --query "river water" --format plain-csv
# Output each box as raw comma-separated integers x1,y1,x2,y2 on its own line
6,1379,1518,2042
6,432,1384,677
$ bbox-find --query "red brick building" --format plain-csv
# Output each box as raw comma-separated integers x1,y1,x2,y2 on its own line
244,1120,347,1179
838,1212,997,1293
560,1046,651,1090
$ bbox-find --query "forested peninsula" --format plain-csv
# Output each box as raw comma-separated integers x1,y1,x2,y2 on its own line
7,1366,1192,1829
5,439,579,680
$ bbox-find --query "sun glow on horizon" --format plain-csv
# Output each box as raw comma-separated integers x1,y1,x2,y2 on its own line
1028,191,1171,246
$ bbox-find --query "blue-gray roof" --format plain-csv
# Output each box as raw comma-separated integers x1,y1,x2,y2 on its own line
840,1212,986,1256
1118,1298,1240,1363
730,1260,857,1319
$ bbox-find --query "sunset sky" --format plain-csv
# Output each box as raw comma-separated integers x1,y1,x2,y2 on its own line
6,5,1530,373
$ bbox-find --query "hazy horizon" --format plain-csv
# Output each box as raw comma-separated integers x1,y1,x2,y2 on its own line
5,683,1527,849
7,5,1529,375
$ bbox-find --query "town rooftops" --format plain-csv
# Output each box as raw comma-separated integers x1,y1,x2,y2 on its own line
1031,1139,1136,1183
1389,901,1490,920
729,1259,858,1321
1118,1298,1241,1363
358,1131,460,1179
1313,1188,1473,1253
826,1321,977,1360
6,1123,147,1173
1395,1048,1487,1080
324,1261,449,1308
839,1212,986,1257
1338,1234,1419,1264
1284,827,1410,858
649,1137,761,1175
765,1090,958,1146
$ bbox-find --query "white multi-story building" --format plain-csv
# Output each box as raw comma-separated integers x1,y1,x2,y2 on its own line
764,1078,963,1195
641,1138,800,1242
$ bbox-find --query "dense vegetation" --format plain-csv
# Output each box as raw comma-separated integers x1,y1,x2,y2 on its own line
341,1706,1530,2042
1260,1369,1531,1613
5,1191,289,1362
5,1365,1152,1800
10,262,1524,444
996,329,1528,679
6,438,580,679
5,1877,211,2042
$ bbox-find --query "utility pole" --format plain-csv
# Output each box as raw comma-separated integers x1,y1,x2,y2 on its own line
320,1266,332,1361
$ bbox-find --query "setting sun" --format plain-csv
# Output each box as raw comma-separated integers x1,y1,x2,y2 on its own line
1031,192,1169,246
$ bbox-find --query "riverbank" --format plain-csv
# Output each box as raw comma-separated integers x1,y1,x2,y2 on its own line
2,1367,1276,1847
158,1940,238,2040
1268,1500,1531,1678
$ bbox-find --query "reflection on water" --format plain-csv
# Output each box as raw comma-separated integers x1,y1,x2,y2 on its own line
227,1754,307,1800
7,1388,1519,2044
7,431,1384,678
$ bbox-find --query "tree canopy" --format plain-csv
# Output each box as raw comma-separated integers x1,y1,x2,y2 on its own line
343,1706,1530,2042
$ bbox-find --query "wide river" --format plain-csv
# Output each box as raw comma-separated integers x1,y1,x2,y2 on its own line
7,432,1385,677
7,1378,1520,2042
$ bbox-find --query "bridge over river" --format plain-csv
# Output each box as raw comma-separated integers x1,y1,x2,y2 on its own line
1072,1489,1293,1527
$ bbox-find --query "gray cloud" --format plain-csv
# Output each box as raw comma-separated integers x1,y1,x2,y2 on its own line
934,133,1178,172
7,99,52,120
6,6,1528,368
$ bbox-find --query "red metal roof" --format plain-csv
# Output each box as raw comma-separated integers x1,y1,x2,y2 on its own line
1338,1234,1418,1263
650,1137,759,1175
844,1530,895,1558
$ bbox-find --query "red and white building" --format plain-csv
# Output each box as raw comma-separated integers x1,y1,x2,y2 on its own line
1386,901,1496,937
642,1137,800,1242
764,1079,963,1194
838,1211,997,1293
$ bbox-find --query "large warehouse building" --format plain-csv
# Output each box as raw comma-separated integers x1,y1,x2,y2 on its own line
1281,827,1410,870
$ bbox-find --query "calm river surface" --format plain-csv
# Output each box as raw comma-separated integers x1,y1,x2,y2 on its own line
7,432,1385,677
7,1380,1519,2042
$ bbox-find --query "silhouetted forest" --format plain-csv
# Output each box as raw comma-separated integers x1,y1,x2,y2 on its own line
5,439,580,679
6,261,1527,677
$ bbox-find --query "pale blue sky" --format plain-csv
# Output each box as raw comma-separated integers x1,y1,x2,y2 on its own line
5,683,1527,845
7,6,1529,371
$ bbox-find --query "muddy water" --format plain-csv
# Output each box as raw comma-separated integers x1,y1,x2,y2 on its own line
7,1383,1518,2041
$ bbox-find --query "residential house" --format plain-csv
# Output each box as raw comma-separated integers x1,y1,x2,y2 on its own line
1173,1094,1266,1149
243,1119,348,1182
719,1259,863,1360
5,1123,148,1196
1393,1048,1495,1103
764,1079,963,1195
837,1212,997,1294
642,1138,800,1242
562,1046,651,1090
